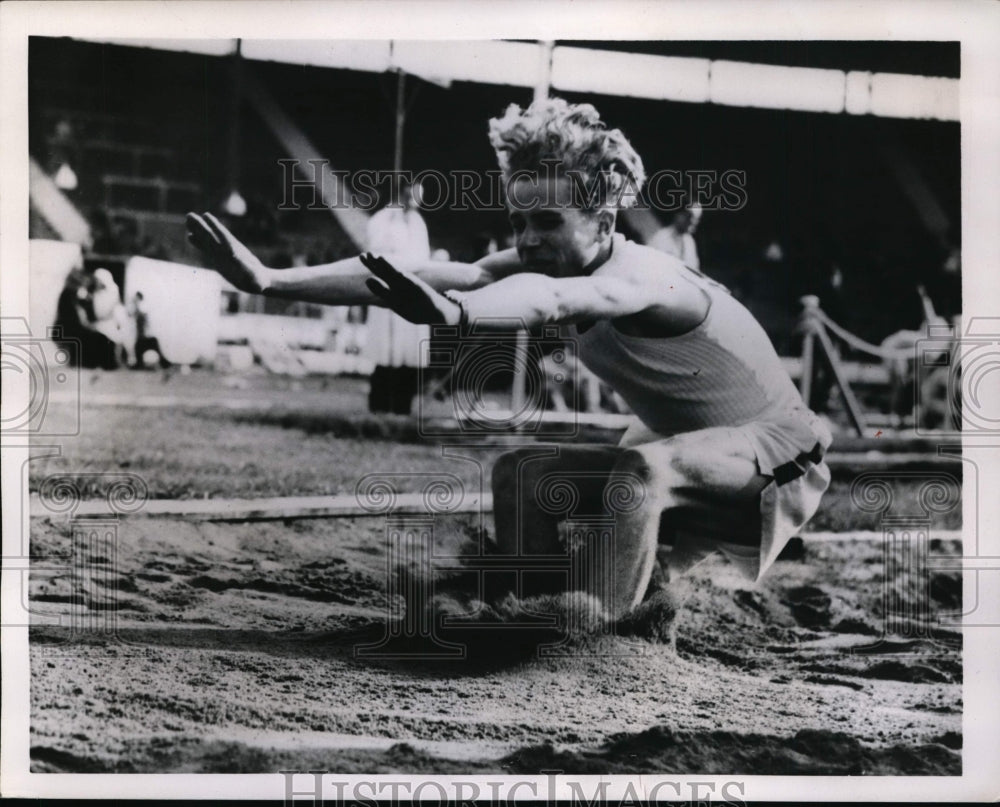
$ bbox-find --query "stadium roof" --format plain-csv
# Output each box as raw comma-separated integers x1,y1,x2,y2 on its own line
72,38,958,122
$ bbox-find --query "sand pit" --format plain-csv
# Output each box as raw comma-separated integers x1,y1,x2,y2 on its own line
29,512,962,774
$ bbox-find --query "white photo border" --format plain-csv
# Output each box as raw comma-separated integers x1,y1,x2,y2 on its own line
2,0,998,800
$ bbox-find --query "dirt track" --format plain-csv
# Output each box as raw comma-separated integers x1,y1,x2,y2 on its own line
29,513,962,774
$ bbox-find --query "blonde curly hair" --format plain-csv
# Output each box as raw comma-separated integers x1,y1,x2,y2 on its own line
488,97,646,210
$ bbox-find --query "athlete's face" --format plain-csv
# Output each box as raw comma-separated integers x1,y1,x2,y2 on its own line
505,176,612,277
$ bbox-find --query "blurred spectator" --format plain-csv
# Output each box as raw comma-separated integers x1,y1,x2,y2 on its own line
363,179,431,415
129,290,165,368
739,235,799,350
647,203,702,270
54,269,120,369
47,119,80,190
89,268,136,365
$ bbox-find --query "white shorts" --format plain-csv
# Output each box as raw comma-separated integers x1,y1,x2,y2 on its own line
623,409,833,582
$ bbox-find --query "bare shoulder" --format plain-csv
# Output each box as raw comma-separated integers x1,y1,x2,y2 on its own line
474,248,526,282
597,239,691,285
596,238,709,316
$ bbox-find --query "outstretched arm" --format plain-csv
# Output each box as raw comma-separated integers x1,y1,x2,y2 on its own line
186,212,519,306
453,272,653,329
362,255,666,330
264,254,498,306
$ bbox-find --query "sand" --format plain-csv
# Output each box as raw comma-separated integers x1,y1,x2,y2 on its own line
29,513,961,774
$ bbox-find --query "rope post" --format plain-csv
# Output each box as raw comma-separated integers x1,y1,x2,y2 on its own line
799,295,820,407
813,318,868,437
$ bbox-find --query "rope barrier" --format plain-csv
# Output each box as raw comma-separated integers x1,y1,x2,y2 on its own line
805,309,925,362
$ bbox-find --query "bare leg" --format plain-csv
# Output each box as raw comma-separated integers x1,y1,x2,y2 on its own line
491,429,770,621
598,426,770,619
491,445,624,556
491,445,624,603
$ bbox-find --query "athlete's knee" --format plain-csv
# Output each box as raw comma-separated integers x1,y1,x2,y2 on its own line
609,448,665,506
648,433,728,490
614,444,710,507
667,448,711,489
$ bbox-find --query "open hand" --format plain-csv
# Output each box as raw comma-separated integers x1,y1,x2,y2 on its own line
186,211,272,294
360,253,462,326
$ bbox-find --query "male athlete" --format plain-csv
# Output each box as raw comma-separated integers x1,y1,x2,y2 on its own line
187,98,831,624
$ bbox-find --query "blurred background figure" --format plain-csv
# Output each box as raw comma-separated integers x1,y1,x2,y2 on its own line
54,267,129,369
54,267,101,365
880,285,950,429
647,203,702,270
129,290,165,369
47,118,80,191
363,178,431,415
88,267,136,366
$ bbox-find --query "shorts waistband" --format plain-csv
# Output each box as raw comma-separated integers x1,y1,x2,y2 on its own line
773,442,826,487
